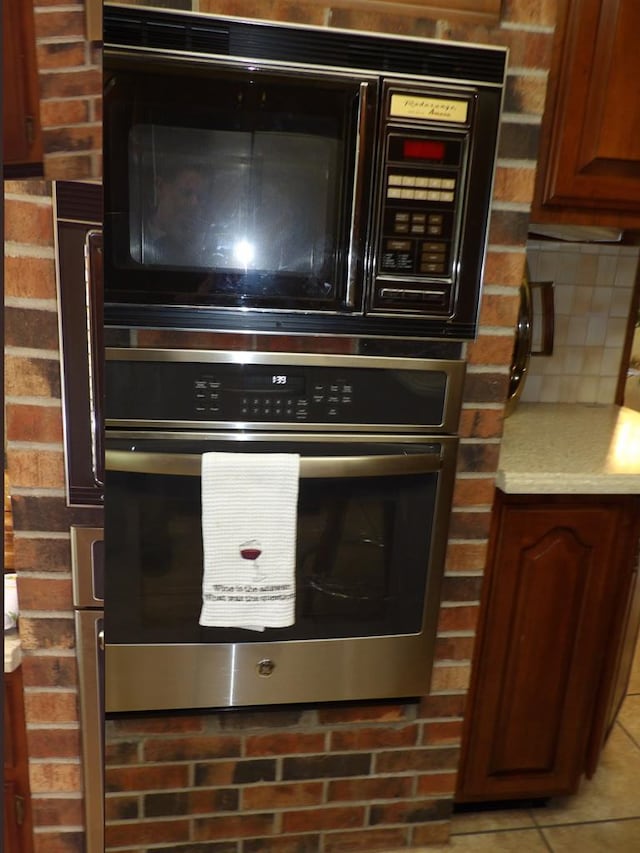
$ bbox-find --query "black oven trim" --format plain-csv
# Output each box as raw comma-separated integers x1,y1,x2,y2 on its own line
103,4,507,87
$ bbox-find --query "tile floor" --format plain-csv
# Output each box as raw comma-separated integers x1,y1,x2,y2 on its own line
422,638,640,851
102,636,639,853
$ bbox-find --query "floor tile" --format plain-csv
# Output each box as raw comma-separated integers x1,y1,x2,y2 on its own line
391,828,549,852
617,694,640,747
627,638,640,695
532,724,640,826
541,817,640,852
451,807,537,835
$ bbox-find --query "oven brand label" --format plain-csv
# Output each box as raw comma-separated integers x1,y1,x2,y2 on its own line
390,94,468,123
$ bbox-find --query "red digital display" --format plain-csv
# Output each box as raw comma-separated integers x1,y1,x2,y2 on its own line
403,140,446,161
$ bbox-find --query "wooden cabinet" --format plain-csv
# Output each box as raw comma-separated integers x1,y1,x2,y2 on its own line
55,182,104,505
456,491,640,803
2,0,43,176
4,667,34,853
532,0,640,228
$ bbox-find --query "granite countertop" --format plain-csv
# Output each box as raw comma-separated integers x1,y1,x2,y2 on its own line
497,403,640,494
4,630,22,673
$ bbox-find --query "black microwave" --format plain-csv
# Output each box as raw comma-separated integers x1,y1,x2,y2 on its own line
103,4,506,341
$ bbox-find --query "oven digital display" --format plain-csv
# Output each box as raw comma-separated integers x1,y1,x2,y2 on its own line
243,373,305,394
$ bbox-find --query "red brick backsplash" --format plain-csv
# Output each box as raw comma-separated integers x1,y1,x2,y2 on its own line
4,182,103,849
5,1,559,849
33,1,102,179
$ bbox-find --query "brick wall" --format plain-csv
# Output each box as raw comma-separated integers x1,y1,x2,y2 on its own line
4,1,558,850
4,180,103,852
33,1,102,179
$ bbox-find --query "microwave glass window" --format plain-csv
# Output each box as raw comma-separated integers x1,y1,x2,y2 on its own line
128,124,341,279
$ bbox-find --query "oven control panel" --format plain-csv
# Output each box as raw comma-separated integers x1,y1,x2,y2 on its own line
195,376,356,422
105,352,464,432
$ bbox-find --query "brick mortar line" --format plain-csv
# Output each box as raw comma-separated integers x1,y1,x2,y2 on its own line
105,743,457,770
499,22,555,34
12,530,70,539
506,66,549,77
33,825,84,834
5,346,60,359
6,441,64,451
5,487,67,498
5,396,62,407
465,361,511,372
4,296,58,310
17,608,75,618
500,111,544,125
29,756,82,764
4,192,53,205
4,245,56,260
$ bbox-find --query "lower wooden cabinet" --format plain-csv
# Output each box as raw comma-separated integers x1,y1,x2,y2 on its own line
4,667,33,853
456,491,640,803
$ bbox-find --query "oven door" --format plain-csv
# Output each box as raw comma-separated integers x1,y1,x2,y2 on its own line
104,432,457,711
104,54,376,314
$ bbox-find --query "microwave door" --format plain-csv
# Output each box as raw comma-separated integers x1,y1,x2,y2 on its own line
105,65,376,316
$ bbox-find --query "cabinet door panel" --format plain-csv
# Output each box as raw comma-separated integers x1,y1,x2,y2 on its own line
2,0,43,172
457,496,633,801
536,0,640,225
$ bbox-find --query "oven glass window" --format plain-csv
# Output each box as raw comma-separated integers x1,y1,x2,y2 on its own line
105,446,439,645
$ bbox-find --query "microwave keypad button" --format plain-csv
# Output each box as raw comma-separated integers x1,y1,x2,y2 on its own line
422,252,445,264
415,177,429,188
401,175,415,186
394,212,409,222
423,241,446,253
394,222,410,234
442,178,456,190
421,262,445,273
414,190,428,201
387,239,411,251
429,214,444,225
388,174,403,186
387,187,402,198
412,214,426,223
427,224,442,236
400,189,415,199
427,177,442,189
441,191,455,203
411,224,425,234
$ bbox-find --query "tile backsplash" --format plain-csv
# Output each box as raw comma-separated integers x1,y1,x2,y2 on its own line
522,240,640,405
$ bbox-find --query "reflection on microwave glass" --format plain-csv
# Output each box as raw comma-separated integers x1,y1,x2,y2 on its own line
129,124,340,276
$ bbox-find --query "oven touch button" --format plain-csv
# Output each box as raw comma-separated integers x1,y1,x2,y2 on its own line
257,659,276,677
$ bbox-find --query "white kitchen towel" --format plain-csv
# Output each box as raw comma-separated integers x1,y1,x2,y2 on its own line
199,452,300,631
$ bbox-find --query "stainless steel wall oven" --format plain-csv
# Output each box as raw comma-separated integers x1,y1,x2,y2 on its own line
71,526,104,853
103,4,506,340
104,348,464,712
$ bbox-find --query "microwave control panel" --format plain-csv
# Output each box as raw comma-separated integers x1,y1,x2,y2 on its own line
371,87,470,317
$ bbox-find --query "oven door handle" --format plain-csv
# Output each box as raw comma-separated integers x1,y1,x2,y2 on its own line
105,450,442,479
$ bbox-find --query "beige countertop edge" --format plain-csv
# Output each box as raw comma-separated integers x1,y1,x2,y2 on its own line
4,631,22,673
497,403,640,496
495,471,640,495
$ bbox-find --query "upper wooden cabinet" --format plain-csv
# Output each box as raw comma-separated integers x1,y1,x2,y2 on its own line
2,0,43,176
532,0,640,229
